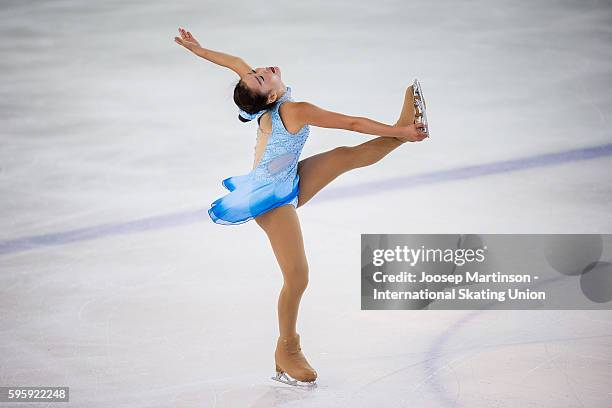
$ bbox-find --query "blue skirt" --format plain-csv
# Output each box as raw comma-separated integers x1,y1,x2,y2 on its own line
208,173,300,225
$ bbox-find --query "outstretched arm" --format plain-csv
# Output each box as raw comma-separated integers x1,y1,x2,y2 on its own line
174,27,252,77
290,102,427,142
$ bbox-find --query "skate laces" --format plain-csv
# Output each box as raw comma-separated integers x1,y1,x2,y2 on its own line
280,335,302,354
278,335,311,367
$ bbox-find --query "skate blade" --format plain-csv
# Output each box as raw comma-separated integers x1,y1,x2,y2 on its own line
271,371,318,388
412,78,429,137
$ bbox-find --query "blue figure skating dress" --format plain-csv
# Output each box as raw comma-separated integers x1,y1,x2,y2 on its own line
208,86,310,225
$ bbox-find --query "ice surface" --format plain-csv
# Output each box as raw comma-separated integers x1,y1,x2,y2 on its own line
1,0,611,407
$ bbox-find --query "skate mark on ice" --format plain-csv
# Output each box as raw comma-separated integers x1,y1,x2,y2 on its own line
318,142,612,201
350,356,440,399
415,273,568,408
1,142,611,256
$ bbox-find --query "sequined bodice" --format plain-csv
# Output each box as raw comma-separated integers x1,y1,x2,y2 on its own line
250,86,310,183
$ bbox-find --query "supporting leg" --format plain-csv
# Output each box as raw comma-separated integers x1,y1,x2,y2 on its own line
255,205,318,384
255,205,309,338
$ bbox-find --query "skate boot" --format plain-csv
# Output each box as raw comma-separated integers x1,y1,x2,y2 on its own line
394,81,428,142
412,78,429,136
272,333,318,387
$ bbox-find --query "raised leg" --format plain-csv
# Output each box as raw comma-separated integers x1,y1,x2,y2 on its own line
296,85,416,207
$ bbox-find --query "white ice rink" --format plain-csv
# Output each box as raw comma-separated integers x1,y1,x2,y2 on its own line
1,0,611,407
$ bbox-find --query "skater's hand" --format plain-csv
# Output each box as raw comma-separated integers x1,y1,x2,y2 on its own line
395,123,428,143
174,27,201,52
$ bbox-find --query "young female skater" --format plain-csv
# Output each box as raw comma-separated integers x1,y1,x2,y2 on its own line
174,27,428,386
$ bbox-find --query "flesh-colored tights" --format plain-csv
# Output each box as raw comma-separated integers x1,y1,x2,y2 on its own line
255,86,415,338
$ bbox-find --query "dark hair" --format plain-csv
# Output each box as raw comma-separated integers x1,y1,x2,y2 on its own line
233,80,275,122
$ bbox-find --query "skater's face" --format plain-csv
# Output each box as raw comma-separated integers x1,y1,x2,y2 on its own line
242,66,285,104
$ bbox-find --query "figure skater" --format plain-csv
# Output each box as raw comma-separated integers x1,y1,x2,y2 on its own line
174,27,428,387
